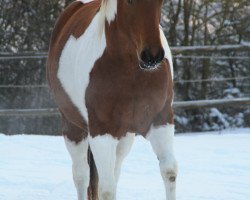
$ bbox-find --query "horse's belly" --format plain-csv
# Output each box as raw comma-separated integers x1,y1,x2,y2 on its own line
57,12,106,121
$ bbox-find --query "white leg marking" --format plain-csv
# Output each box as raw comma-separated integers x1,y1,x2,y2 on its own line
89,135,119,200
147,124,178,200
65,137,90,200
115,133,135,183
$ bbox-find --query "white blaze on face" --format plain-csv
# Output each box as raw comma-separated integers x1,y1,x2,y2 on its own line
58,12,107,121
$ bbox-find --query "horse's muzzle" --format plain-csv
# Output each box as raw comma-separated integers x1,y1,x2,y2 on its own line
139,47,165,70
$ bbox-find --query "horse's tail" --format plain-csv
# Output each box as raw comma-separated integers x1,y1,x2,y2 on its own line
88,147,98,200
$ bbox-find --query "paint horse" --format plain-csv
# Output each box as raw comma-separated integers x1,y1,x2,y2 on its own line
47,0,178,199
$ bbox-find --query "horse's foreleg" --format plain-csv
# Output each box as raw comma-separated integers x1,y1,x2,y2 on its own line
62,115,89,200
115,133,135,183
147,124,178,200
89,135,119,200
65,137,89,200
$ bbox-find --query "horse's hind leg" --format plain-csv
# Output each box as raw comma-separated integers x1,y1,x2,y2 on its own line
147,124,178,200
62,116,89,200
89,135,118,200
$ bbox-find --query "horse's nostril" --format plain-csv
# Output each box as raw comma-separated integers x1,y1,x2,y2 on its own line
140,49,153,65
140,48,165,68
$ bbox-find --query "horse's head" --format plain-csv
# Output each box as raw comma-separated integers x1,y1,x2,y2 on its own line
116,0,165,70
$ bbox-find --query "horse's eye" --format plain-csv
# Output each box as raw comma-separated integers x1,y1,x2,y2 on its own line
127,0,133,4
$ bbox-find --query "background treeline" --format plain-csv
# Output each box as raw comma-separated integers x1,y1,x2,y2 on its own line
161,0,250,131
0,0,249,135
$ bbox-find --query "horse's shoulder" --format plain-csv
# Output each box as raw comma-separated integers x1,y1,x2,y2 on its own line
47,0,101,80
46,1,101,128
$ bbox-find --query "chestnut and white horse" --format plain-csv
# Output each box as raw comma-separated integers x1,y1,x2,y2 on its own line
47,0,177,199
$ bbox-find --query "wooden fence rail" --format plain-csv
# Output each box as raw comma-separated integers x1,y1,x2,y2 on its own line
173,98,250,109
171,44,250,54
0,76,249,89
0,108,58,116
0,98,249,116
1,45,249,116
1,44,250,60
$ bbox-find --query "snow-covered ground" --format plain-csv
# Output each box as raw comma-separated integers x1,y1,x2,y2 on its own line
0,128,250,200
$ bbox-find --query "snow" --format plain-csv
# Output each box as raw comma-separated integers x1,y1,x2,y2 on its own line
0,128,250,200
210,108,230,128
223,87,242,99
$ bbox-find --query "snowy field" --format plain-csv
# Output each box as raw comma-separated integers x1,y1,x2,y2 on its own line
0,128,250,200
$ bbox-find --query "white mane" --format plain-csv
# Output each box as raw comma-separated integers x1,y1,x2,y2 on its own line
78,0,117,24
77,0,94,3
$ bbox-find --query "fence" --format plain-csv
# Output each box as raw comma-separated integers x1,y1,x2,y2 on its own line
0,98,249,117
0,45,250,134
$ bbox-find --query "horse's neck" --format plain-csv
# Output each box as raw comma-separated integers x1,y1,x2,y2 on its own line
104,22,137,61
94,2,136,60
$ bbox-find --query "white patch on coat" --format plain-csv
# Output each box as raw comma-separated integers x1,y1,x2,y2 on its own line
89,134,119,199
115,133,135,182
64,137,89,200
160,27,174,79
58,12,106,121
147,124,178,200
147,124,175,161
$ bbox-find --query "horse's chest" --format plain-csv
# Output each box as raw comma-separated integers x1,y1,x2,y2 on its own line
86,63,169,133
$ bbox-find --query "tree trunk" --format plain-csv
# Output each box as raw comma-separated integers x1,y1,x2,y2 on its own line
200,1,210,99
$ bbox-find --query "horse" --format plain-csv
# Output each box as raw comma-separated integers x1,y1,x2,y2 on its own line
47,0,178,199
